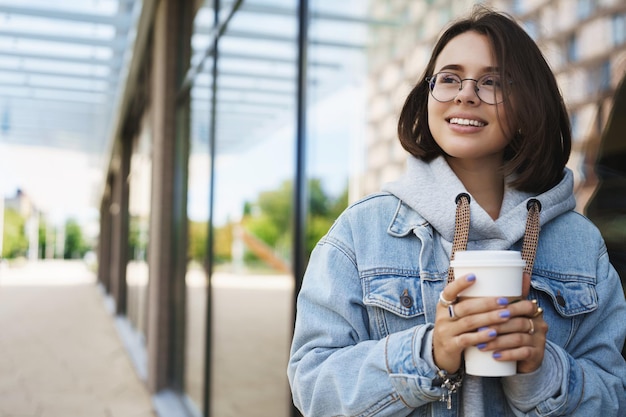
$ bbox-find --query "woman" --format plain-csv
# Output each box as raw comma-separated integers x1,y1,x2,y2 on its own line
288,7,626,417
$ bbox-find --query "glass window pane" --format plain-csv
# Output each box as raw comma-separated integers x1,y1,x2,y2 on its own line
305,0,373,252
209,2,296,416
126,117,152,348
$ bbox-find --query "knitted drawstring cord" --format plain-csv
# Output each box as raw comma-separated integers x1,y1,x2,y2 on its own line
447,194,542,283
447,193,471,284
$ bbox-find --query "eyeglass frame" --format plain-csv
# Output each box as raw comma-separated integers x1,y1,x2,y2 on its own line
424,71,511,105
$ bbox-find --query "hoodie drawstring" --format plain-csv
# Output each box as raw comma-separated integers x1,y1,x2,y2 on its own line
521,199,541,275
447,194,542,283
447,193,471,284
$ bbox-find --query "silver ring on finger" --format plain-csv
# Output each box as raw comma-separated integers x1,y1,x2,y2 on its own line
527,318,535,335
448,304,459,319
439,291,456,307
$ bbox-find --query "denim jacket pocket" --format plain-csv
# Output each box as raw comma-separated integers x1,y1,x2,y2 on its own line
531,272,598,317
531,271,598,347
362,271,425,339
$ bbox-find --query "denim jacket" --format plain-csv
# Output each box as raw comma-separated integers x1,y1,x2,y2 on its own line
288,158,626,417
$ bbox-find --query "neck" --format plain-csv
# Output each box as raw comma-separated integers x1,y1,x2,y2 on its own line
446,157,505,220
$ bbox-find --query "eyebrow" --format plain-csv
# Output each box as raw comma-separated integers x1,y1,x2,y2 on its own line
437,64,499,74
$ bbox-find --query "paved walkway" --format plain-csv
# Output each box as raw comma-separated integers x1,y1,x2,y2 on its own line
0,260,157,417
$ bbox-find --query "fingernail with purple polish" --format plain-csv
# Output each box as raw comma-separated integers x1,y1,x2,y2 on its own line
466,274,476,282
497,297,509,306
499,310,511,318
477,343,487,350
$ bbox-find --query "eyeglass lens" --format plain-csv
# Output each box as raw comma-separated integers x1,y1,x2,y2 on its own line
428,72,503,104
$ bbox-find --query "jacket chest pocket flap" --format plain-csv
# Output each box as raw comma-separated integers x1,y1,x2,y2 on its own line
532,273,598,317
362,273,425,337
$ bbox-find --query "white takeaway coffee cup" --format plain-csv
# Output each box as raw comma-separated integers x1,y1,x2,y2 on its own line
450,250,526,377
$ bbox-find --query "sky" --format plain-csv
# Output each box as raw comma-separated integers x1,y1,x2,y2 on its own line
0,142,103,231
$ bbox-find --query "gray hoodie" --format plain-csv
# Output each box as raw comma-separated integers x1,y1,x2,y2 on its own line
383,155,576,255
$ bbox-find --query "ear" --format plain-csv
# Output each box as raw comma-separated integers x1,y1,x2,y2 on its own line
522,272,531,298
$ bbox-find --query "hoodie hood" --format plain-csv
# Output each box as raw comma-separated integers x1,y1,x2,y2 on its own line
382,156,576,252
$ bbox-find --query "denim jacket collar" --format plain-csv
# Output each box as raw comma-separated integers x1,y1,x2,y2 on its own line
387,200,428,237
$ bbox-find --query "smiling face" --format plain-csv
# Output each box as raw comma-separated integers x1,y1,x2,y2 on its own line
427,31,513,167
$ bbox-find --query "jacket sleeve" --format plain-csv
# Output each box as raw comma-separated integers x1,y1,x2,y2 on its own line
503,245,626,416
287,231,447,417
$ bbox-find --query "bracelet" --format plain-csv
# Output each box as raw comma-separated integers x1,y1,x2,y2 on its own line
434,368,464,410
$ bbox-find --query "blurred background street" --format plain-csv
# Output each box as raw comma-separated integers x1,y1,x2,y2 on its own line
0,260,156,417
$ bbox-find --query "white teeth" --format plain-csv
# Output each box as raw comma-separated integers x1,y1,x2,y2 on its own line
449,117,485,127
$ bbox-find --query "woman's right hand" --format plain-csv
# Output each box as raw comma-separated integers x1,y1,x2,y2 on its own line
432,273,513,373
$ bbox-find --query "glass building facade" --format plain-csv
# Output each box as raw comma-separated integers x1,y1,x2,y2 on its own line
181,2,374,415
95,1,626,416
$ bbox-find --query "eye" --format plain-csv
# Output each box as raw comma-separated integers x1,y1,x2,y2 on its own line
438,73,460,84
479,75,502,88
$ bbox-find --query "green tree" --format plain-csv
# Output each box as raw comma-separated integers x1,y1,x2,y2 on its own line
38,217,48,259
2,208,28,259
243,180,294,262
214,222,233,263
308,178,330,217
64,219,88,259
307,180,348,255
187,220,236,266
255,180,293,238
188,220,208,262
329,184,349,219
242,178,350,265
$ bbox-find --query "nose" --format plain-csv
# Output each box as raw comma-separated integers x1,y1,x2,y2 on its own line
454,79,480,105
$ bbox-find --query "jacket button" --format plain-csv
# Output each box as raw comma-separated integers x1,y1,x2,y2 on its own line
400,289,413,308
556,292,566,307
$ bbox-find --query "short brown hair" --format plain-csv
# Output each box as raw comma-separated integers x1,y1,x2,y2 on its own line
397,6,571,193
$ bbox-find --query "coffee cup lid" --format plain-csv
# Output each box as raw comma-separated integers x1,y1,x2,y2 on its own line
450,250,526,267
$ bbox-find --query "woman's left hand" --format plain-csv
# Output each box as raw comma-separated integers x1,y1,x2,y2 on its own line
481,297,548,374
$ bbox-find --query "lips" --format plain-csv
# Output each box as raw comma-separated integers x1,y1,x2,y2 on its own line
448,117,486,127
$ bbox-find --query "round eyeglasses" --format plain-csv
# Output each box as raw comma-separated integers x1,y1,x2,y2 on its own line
425,72,507,105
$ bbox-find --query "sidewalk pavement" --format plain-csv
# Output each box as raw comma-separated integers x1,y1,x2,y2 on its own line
0,259,157,417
